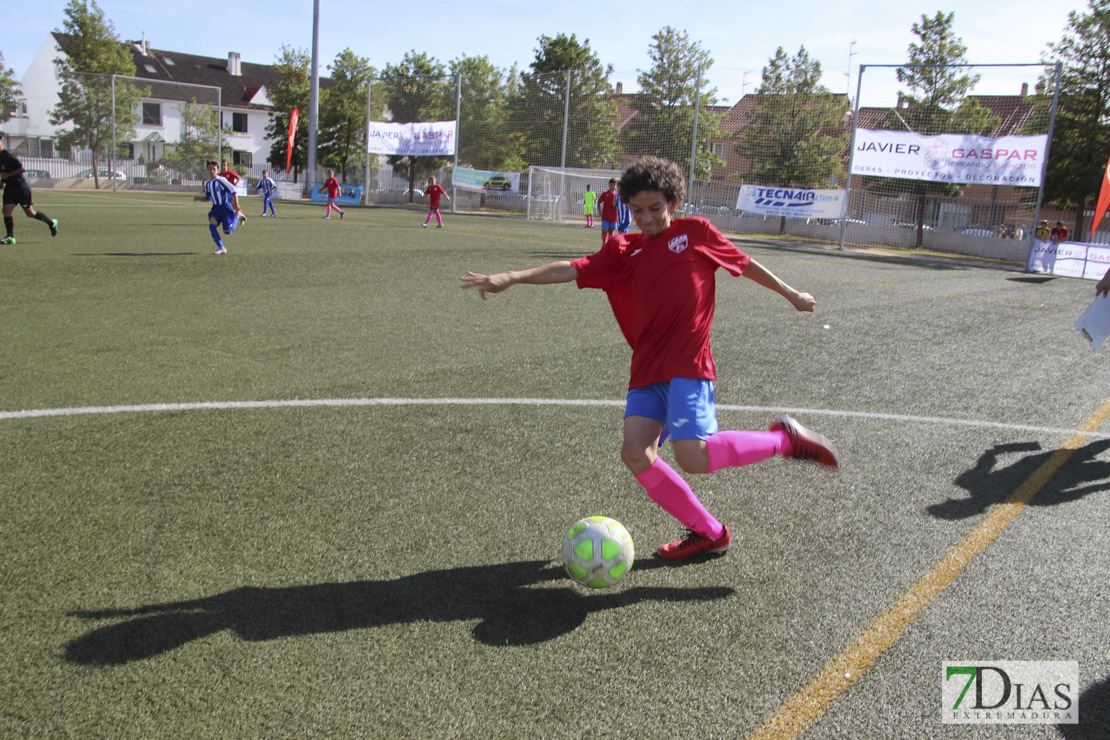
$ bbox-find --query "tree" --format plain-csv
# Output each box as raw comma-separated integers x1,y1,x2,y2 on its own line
265,45,311,181
1037,0,1110,236
155,100,226,182
319,48,375,181
452,55,525,172
380,51,453,200
624,27,724,180
865,11,999,246
49,0,144,189
0,52,21,124
734,46,848,234
510,34,618,169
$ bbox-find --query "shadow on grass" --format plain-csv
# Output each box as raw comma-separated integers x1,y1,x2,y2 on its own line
65,558,733,664
1059,674,1109,738
70,252,200,257
928,439,1110,520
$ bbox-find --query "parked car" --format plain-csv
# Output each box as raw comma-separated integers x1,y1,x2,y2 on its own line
75,168,128,181
482,175,513,191
961,227,995,238
24,169,52,179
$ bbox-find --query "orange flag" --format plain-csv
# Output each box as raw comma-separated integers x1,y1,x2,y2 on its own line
1092,153,1110,241
286,108,300,172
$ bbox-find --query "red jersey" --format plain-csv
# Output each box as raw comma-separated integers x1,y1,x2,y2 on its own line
572,217,750,389
219,169,240,186
324,177,341,199
426,183,446,209
598,189,618,221
1051,224,1068,241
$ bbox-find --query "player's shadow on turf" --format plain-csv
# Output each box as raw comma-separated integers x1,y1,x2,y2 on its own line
1058,673,1109,738
71,252,200,257
63,559,733,665
929,439,1110,520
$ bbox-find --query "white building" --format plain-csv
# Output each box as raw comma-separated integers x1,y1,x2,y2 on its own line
3,33,295,171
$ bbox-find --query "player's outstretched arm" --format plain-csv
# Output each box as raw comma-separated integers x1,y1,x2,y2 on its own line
1097,267,1110,298
461,261,577,300
742,258,815,312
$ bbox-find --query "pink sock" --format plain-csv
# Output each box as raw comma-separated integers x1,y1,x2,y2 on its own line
634,458,723,538
435,211,443,226
705,430,790,473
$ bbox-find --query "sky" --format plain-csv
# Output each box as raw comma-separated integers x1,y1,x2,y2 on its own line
5,0,1081,104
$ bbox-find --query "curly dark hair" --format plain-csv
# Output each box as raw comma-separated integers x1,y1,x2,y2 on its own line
618,156,685,204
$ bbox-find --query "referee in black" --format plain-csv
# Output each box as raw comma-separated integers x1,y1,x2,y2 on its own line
0,137,57,245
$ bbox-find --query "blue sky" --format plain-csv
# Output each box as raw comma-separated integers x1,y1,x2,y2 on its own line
6,0,1080,103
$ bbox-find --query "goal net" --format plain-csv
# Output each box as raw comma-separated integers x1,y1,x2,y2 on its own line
527,166,622,223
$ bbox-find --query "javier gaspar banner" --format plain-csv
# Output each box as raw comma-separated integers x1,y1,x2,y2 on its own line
736,185,846,219
367,120,456,156
851,130,1047,186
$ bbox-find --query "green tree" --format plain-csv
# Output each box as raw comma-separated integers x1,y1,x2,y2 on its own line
265,45,311,181
864,11,999,245
624,27,724,180
1037,0,1110,236
380,51,453,201
49,0,144,189
156,100,226,181
510,33,617,169
319,48,375,181
452,55,524,172
0,52,21,124
734,46,848,234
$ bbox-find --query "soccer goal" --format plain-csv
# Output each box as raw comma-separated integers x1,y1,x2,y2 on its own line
527,166,622,223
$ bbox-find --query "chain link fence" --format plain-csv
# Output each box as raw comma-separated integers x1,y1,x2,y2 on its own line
10,63,1091,256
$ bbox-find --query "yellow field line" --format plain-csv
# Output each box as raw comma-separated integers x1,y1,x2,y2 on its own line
746,396,1110,740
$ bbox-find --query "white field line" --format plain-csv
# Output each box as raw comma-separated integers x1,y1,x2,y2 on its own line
0,397,1104,438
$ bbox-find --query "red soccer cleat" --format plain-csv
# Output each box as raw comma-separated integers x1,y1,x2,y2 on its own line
771,414,840,469
656,526,731,560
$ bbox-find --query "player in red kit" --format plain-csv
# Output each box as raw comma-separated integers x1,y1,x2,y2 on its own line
323,170,344,219
218,159,247,225
597,177,618,246
422,176,450,228
462,156,839,560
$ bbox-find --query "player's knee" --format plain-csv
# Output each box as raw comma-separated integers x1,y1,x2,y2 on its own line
672,443,709,475
620,442,654,472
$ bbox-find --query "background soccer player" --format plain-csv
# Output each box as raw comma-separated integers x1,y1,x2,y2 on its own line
0,138,58,244
256,170,277,217
194,160,241,255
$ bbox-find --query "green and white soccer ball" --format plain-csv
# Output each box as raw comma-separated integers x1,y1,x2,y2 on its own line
560,516,635,588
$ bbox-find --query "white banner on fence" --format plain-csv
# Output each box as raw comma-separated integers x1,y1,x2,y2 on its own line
736,185,846,219
851,130,1048,186
452,167,520,193
366,120,456,156
1027,238,1110,279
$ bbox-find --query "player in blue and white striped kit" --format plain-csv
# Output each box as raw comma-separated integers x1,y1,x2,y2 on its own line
193,160,241,255
615,192,632,234
256,170,277,217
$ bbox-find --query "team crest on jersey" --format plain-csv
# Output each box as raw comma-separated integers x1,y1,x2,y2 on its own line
668,234,688,253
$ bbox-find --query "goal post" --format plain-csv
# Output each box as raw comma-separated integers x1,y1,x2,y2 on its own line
527,166,622,223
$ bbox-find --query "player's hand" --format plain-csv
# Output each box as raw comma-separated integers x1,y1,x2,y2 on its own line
461,271,512,299
791,291,816,312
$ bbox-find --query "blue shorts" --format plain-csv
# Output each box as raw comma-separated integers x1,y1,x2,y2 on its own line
625,378,718,441
601,220,617,230
209,207,238,235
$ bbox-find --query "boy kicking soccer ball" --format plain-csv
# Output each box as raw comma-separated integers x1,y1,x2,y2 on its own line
461,156,840,559
194,160,242,255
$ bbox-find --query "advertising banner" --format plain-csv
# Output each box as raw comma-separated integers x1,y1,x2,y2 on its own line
309,182,364,205
286,108,299,171
851,130,1048,186
1027,238,1110,279
366,120,456,157
736,185,845,219
453,167,520,193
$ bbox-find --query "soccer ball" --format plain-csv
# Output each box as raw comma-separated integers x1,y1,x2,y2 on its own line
560,516,635,588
